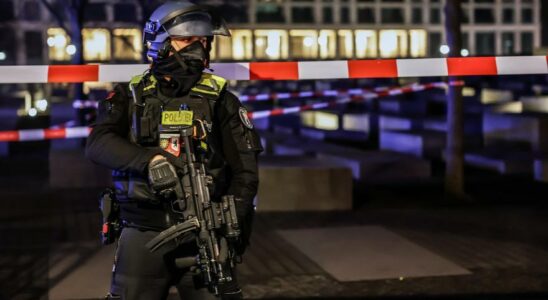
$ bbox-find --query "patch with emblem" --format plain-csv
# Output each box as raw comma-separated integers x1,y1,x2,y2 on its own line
238,107,253,129
161,110,194,126
159,133,182,157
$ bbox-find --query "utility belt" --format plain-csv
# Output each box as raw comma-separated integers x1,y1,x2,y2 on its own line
99,188,171,245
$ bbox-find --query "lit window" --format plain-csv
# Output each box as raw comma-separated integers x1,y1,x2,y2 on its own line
254,30,288,60
289,30,318,59
232,30,253,60
355,30,377,58
82,28,111,61
216,30,254,61
318,30,336,59
47,28,71,61
216,35,232,60
379,30,408,58
210,39,216,61
409,30,427,57
337,30,354,58
113,29,142,61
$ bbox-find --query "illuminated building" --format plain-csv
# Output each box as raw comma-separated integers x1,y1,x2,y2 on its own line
0,0,542,66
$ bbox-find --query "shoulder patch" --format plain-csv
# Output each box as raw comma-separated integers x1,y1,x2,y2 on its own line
238,107,254,129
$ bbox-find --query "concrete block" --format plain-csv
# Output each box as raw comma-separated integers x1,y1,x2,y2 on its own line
520,96,548,113
300,111,339,130
273,125,295,135
272,144,308,156
379,115,420,131
464,153,533,175
483,112,548,153
252,117,270,131
300,127,326,140
379,99,426,115
380,130,445,158
534,160,548,182
317,150,430,183
256,156,353,211
487,102,523,114
423,116,483,137
342,113,370,133
480,89,513,104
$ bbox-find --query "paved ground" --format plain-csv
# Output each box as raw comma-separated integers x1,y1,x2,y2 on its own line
1,158,548,300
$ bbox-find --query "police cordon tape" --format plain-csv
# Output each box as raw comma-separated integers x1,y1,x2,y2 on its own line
0,82,444,142
247,82,444,119
72,82,441,109
0,56,546,84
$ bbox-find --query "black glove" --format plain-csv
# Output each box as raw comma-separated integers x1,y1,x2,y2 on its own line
234,198,254,255
148,157,179,198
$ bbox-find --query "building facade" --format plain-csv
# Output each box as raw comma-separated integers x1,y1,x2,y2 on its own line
0,0,542,66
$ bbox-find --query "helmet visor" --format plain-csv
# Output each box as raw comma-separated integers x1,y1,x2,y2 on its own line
163,11,231,38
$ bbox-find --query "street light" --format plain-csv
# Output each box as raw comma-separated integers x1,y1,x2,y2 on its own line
460,49,470,57
28,108,38,117
36,99,48,112
439,45,450,55
66,44,77,55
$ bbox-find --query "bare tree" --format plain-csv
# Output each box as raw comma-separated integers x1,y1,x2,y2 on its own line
444,0,466,200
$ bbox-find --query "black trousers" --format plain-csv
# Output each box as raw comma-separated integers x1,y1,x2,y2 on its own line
110,227,218,300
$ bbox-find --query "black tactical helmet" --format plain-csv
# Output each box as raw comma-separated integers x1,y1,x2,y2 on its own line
143,0,231,61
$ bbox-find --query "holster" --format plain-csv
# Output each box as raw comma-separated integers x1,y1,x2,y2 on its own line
99,188,121,245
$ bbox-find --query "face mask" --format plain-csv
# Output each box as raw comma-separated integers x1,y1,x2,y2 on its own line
152,40,208,95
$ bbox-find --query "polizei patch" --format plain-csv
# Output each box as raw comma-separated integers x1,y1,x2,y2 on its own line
161,110,193,126
238,107,253,129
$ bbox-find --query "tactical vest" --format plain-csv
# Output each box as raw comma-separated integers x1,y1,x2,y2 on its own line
113,72,228,207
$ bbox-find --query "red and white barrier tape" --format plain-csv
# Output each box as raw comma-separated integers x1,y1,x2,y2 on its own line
0,82,443,142
0,127,92,142
248,82,443,119
0,56,546,83
72,83,435,108
249,98,352,120
239,85,399,102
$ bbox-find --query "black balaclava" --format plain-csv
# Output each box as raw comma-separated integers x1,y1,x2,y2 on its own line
151,40,208,97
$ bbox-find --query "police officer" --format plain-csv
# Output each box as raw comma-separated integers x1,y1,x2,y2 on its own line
85,1,262,299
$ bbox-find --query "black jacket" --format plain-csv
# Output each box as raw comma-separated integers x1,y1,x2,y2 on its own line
85,76,262,229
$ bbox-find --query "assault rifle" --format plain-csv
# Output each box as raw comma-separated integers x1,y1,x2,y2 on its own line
145,123,241,296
